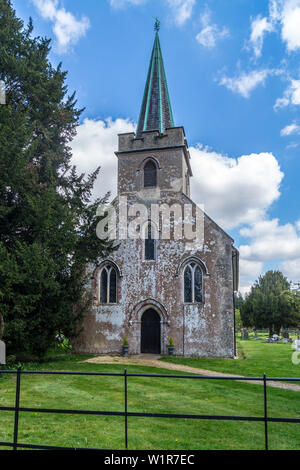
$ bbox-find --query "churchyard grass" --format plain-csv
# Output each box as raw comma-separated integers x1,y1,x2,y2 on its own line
0,350,300,450
160,333,300,378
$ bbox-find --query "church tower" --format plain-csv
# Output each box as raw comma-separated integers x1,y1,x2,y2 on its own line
74,24,238,358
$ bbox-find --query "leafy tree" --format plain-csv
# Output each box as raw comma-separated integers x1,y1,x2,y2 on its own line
240,271,296,336
0,1,112,356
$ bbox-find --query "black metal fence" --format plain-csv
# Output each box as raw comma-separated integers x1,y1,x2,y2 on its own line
0,367,300,451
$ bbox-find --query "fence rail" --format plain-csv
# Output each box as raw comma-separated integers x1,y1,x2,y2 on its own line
0,367,300,451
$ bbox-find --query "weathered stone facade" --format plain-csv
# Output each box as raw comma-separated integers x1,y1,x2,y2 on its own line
73,30,238,357
74,127,238,357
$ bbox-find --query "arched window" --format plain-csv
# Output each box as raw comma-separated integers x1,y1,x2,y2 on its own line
144,160,157,188
99,265,117,304
184,263,203,303
144,222,156,260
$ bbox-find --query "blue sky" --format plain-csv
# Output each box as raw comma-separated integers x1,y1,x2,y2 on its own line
11,0,300,292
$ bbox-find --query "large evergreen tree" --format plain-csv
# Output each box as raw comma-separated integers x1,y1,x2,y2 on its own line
0,0,112,356
240,271,298,336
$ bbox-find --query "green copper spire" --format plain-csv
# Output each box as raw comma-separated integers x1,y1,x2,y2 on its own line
136,23,174,138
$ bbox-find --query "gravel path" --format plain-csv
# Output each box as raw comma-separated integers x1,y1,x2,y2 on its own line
84,355,300,392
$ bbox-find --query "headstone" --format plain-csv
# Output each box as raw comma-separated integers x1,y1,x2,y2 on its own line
241,329,249,340
282,329,289,339
272,334,280,342
0,340,5,364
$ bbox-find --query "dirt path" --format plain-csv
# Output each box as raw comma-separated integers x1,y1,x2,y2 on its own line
84,355,300,392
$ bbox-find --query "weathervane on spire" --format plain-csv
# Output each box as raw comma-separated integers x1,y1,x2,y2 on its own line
154,17,160,32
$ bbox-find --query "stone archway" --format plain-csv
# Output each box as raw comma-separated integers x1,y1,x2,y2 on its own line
129,299,168,355
141,309,161,354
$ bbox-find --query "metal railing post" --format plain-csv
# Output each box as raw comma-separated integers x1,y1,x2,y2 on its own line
124,368,128,450
13,366,22,451
263,373,268,451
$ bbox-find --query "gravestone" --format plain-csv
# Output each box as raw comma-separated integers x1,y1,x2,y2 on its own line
0,340,5,364
241,329,249,340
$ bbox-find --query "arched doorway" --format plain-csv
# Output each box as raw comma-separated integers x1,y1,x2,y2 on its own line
141,309,161,354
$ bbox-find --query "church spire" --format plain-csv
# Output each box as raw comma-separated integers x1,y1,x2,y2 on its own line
136,22,174,138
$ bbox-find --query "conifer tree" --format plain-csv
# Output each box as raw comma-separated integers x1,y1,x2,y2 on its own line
0,0,112,356
240,271,297,336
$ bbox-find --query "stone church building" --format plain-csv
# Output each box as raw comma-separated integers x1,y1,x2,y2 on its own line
74,28,239,357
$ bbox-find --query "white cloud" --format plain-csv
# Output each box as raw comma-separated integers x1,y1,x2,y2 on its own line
280,122,300,136
244,1,300,62
240,259,264,278
267,0,300,51
166,0,195,25
190,146,283,230
238,216,300,285
196,10,229,49
219,69,274,98
109,0,145,8
286,141,299,149
275,77,300,108
239,281,255,297
239,218,300,262
70,118,136,200
110,0,194,25
275,0,300,51
248,15,274,58
32,0,90,53
280,258,300,281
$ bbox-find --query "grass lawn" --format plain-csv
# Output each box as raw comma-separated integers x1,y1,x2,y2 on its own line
161,333,300,378
0,349,300,450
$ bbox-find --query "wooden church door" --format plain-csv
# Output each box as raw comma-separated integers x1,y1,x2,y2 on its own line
141,309,161,354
